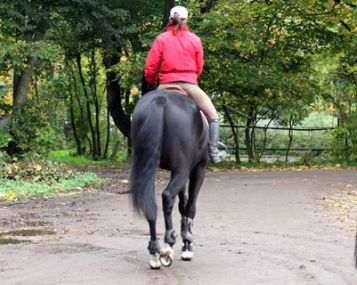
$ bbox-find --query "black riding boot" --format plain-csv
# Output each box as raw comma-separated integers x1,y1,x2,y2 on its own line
209,119,228,163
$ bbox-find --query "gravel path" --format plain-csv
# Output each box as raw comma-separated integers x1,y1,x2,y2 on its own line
0,169,356,285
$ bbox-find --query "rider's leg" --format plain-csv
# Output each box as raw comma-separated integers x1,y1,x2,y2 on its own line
171,83,228,163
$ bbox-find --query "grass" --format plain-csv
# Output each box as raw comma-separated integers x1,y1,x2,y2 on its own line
0,172,99,202
48,150,124,166
208,158,357,171
50,149,357,170
0,156,102,202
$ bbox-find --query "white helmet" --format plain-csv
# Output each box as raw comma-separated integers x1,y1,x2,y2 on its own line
170,6,188,19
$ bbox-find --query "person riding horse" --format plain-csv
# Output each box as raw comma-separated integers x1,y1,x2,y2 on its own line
144,6,228,163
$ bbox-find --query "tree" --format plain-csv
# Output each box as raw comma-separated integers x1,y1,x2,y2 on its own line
0,1,59,131
50,0,164,157
192,0,350,162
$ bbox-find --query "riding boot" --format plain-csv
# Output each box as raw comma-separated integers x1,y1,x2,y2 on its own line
209,119,228,163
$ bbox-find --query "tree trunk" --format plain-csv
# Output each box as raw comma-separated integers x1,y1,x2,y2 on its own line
13,57,37,108
0,57,37,130
13,72,21,98
111,140,120,159
223,104,240,163
103,52,131,141
69,90,82,155
200,0,219,13
33,78,40,104
245,109,254,162
68,61,87,154
258,116,274,162
285,116,294,162
90,49,101,157
87,137,93,155
163,0,175,27
76,54,97,159
250,112,258,162
0,117,10,129
66,61,84,155
104,105,111,159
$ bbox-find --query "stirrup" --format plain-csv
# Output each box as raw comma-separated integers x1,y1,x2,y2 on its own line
218,142,229,154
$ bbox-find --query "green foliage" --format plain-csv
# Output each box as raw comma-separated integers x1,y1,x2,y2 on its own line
326,127,351,160
53,1,131,56
0,129,13,149
346,114,357,160
115,51,145,110
195,0,333,108
325,113,357,162
0,158,99,201
0,79,12,116
0,173,98,201
0,39,61,73
0,1,61,72
9,97,62,153
316,46,356,162
0,158,75,182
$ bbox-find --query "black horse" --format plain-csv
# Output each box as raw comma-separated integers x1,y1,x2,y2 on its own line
130,87,208,269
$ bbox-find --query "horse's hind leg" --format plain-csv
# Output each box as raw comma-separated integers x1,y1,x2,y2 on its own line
181,162,206,261
178,190,188,217
147,220,161,269
161,172,189,266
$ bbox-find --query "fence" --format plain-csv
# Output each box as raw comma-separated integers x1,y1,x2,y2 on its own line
221,124,336,162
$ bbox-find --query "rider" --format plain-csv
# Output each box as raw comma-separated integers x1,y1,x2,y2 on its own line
144,5,228,163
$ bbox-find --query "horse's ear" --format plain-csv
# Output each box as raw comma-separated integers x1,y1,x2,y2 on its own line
141,73,158,96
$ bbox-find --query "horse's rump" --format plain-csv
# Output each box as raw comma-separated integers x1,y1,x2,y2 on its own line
132,89,207,168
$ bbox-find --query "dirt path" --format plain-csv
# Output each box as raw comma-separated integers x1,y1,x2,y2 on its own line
0,169,356,285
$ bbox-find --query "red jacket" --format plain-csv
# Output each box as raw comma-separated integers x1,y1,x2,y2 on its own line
144,25,204,86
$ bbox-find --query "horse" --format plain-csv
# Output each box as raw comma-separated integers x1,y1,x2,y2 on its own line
129,86,209,269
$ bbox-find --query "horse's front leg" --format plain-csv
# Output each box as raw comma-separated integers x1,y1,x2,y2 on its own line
181,163,205,261
161,174,187,266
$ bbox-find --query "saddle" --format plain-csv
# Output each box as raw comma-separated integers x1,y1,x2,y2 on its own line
162,85,189,96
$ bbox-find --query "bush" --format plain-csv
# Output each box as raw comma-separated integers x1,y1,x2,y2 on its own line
0,129,13,149
0,157,75,183
325,127,352,161
0,157,99,201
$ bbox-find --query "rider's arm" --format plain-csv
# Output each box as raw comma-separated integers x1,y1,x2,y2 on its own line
196,38,204,77
145,38,163,85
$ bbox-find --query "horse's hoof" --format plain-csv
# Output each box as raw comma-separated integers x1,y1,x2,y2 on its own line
181,250,194,261
160,255,173,267
149,253,161,269
181,241,194,261
160,244,174,267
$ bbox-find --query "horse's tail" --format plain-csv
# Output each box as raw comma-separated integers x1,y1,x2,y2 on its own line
130,95,167,221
